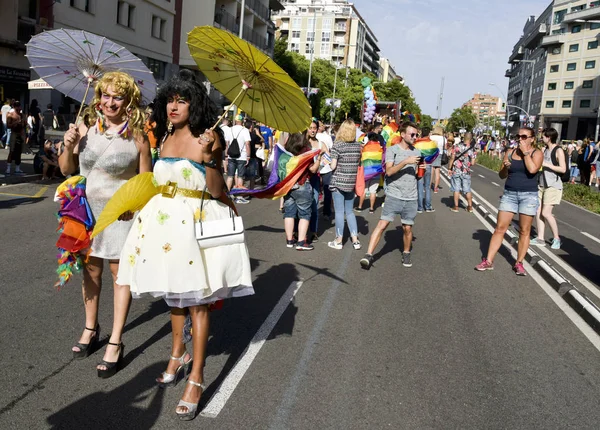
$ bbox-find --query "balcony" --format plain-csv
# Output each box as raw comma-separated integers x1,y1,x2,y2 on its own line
332,49,344,57
243,0,271,23
563,5,600,23
541,33,565,46
334,24,346,32
505,69,516,78
522,23,547,49
17,18,49,44
509,46,525,63
333,36,345,44
214,10,239,35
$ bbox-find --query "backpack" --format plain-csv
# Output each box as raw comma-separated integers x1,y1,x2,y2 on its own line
570,148,579,164
227,128,242,159
550,146,570,183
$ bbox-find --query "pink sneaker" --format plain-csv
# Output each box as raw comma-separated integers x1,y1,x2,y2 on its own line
513,262,526,276
475,258,494,271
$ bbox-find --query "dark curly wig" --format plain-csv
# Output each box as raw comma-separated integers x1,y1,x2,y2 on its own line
152,69,218,139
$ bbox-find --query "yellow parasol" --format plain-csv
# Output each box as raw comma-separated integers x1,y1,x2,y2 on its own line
187,26,311,133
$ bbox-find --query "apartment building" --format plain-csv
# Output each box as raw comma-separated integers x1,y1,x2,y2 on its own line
273,0,381,78
507,0,600,139
464,93,506,124
378,57,400,83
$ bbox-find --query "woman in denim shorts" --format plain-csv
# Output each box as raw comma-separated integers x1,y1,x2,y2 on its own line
476,127,543,276
283,133,322,251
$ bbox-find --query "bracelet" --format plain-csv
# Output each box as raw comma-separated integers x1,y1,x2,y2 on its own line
203,159,218,169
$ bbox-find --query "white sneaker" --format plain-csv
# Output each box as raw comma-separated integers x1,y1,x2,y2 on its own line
328,240,343,250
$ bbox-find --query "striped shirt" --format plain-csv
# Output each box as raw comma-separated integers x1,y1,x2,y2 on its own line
330,140,362,192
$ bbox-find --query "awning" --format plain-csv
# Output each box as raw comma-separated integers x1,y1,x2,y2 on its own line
28,78,53,90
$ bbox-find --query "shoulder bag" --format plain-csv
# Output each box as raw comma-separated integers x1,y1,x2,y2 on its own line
195,185,245,248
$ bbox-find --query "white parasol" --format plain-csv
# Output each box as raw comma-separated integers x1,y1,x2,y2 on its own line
26,29,157,120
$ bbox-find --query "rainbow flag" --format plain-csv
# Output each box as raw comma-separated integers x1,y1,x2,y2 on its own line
414,138,440,164
362,141,384,180
387,132,402,147
231,144,319,200
381,123,398,144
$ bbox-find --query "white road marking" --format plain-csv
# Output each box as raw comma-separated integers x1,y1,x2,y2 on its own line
201,281,304,418
491,182,500,187
440,174,600,351
478,174,485,178
582,232,600,245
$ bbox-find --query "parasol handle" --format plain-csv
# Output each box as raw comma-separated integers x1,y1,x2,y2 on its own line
211,81,251,131
75,78,94,126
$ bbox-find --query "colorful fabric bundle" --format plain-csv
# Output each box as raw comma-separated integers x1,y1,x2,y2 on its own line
361,141,385,181
387,133,402,147
381,123,398,144
54,176,95,289
231,143,319,199
414,138,440,164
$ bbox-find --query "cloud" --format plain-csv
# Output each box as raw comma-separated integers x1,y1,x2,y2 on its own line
352,0,550,116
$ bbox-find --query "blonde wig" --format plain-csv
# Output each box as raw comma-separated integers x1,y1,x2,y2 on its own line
85,71,145,137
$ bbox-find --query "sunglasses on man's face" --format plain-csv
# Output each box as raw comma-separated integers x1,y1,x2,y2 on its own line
517,134,533,140
408,133,417,137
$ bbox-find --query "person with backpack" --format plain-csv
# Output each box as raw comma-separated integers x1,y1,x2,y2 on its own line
532,128,566,249
569,140,581,184
225,114,251,204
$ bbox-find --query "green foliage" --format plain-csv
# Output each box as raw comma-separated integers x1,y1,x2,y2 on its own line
475,152,503,172
273,38,422,123
447,106,477,133
420,114,434,131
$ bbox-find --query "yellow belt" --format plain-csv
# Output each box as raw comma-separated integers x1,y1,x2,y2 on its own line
157,181,211,199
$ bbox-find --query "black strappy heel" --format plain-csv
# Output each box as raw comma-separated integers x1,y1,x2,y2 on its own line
72,325,100,360
97,342,124,379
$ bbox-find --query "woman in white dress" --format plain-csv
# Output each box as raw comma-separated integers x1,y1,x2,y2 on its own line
59,72,152,377
116,70,253,420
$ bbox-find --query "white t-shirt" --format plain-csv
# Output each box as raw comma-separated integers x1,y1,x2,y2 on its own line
1,105,11,124
229,124,251,160
430,135,446,153
220,124,233,145
355,127,364,141
316,131,334,174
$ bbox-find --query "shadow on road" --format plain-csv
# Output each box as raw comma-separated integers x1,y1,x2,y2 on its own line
0,196,47,209
372,226,405,263
472,229,513,262
46,363,166,429
246,224,285,234
558,236,600,286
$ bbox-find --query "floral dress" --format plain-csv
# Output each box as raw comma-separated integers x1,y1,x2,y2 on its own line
116,157,254,308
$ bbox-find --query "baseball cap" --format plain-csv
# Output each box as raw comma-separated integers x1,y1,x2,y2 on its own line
235,114,244,121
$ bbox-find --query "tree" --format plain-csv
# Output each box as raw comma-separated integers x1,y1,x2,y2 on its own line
376,79,421,116
420,114,434,131
447,106,477,133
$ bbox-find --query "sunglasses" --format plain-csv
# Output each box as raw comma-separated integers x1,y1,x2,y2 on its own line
516,134,533,140
409,133,417,137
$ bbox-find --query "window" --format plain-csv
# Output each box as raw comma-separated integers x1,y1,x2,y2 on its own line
583,80,594,88
305,44,313,54
580,100,591,108
70,0,93,13
321,31,330,42
292,18,301,29
320,43,330,56
572,25,582,33
551,46,561,55
586,60,596,69
591,22,600,30
546,101,555,108
117,1,135,28
307,18,314,30
589,40,599,50
554,9,567,24
569,44,579,52
151,16,166,40
567,62,577,71
562,100,572,108
291,30,300,39
289,43,299,53
322,18,332,30
550,64,559,72
548,83,557,90
306,31,315,41
564,81,574,89
146,58,165,80
572,4,586,12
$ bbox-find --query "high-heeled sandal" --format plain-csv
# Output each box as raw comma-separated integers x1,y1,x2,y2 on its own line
97,342,124,379
176,379,205,421
72,325,100,360
157,353,192,388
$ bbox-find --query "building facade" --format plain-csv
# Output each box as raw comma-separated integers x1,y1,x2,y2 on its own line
378,57,399,83
273,0,381,78
507,0,600,139
464,93,506,125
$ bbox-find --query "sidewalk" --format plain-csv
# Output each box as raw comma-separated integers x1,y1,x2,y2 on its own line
0,149,42,185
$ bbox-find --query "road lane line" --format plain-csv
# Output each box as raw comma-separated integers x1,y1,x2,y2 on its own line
201,281,304,418
478,174,485,178
491,182,500,187
33,186,48,198
0,186,48,199
440,174,600,351
581,232,600,245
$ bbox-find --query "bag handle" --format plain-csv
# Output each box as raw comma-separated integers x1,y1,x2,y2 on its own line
198,184,237,237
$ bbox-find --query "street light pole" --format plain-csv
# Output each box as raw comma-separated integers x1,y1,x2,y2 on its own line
489,82,509,137
515,59,535,126
330,65,339,125
306,8,317,97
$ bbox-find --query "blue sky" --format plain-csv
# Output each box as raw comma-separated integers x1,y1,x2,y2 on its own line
354,0,551,117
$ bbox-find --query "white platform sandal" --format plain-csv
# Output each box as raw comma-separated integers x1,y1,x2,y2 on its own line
176,379,206,421
156,353,192,388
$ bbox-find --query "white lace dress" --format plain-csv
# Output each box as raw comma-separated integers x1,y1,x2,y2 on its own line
116,157,254,308
79,125,139,259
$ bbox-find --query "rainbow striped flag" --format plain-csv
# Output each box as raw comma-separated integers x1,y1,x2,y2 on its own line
361,141,384,180
230,144,319,200
414,138,440,164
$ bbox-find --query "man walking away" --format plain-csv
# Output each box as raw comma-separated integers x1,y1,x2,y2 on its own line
448,132,476,213
5,101,25,175
1,99,12,149
360,122,421,269
226,114,251,204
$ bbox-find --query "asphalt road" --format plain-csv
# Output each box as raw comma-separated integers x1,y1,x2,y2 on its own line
464,164,600,305
2,180,600,429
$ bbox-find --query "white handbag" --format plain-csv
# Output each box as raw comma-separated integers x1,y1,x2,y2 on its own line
195,188,245,249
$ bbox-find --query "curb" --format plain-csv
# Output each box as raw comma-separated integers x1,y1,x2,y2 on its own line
1,174,43,186
444,171,600,335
